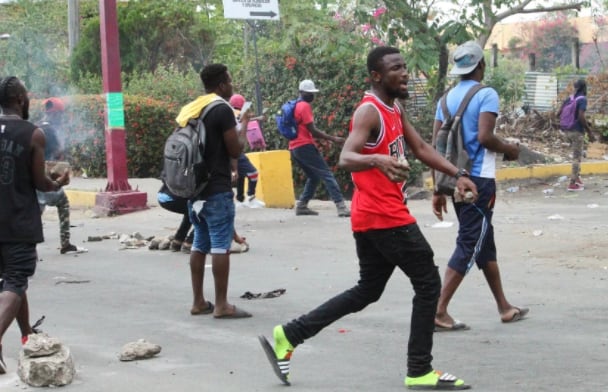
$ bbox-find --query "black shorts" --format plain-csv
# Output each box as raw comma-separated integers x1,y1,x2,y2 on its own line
0,242,37,296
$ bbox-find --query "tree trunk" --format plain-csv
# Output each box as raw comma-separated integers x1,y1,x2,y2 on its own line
434,42,449,103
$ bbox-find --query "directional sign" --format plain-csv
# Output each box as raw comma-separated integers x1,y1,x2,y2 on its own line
223,0,280,20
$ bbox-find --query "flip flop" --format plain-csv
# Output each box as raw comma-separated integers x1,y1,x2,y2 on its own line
434,320,471,332
258,335,290,386
190,301,214,315
501,306,529,323
213,306,252,319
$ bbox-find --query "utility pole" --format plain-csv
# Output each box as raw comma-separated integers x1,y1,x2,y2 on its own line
68,0,79,55
95,0,147,215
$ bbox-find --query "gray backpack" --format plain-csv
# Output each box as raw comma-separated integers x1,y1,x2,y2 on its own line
433,84,487,195
162,100,224,199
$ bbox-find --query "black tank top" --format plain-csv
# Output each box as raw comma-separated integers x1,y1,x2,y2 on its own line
0,117,44,243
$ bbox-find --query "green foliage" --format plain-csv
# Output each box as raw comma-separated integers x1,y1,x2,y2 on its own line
71,0,216,81
485,57,527,111
30,94,178,178
0,0,69,95
231,6,370,198
522,12,579,72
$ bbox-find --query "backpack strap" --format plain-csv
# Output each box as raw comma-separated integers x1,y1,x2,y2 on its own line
188,98,228,145
453,84,488,118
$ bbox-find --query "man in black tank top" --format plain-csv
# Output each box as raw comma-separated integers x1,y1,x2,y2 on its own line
0,76,70,373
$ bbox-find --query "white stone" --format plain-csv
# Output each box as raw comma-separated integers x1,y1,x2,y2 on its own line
119,339,161,361
18,345,75,387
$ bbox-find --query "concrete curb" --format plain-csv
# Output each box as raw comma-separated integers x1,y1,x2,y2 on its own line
66,161,608,209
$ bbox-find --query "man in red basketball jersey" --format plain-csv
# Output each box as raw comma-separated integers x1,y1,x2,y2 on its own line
259,47,477,390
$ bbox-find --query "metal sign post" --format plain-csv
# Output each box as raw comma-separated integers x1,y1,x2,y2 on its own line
223,0,279,115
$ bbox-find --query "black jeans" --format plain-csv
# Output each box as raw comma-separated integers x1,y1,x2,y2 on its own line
159,199,193,243
283,223,440,377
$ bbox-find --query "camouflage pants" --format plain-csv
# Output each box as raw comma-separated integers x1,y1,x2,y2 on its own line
564,130,583,181
37,189,71,248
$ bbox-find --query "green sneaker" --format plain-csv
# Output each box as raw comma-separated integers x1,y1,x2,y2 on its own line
258,325,294,385
405,370,470,390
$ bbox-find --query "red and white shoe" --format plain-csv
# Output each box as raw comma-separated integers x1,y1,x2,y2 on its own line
567,182,584,191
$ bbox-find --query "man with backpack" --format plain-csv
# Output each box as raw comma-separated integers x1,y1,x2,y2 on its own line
557,78,595,191
432,41,528,332
177,64,251,318
289,80,350,217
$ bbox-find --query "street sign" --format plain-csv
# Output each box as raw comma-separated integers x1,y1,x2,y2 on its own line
223,0,280,20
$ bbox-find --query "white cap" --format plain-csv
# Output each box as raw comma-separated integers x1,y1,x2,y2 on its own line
450,41,484,76
299,79,319,93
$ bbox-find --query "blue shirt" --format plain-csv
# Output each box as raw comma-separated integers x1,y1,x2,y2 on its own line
435,80,500,178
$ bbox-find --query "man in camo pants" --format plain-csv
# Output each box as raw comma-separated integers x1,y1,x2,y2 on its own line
37,98,85,255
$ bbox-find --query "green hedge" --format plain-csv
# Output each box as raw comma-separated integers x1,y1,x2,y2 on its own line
31,94,178,178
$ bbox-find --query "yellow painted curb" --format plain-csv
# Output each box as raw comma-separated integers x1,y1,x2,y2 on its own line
65,189,97,208
425,161,608,190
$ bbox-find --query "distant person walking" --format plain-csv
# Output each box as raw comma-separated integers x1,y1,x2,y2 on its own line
229,93,265,208
289,80,350,217
557,78,595,191
0,76,70,373
432,41,528,332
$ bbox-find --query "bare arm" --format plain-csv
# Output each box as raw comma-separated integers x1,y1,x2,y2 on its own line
477,112,519,160
306,122,344,144
31,128,69,192
339,104,409,182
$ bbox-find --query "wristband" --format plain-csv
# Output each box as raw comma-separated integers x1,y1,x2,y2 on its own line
454,168,469,180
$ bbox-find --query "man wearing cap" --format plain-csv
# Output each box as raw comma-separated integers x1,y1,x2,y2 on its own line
37,98,86,255
432,41,528,331
290,80,350,217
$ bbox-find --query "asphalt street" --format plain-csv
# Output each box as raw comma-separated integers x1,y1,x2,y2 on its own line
1,175,607,391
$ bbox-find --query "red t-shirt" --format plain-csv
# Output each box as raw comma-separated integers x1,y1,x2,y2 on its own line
288,101,315,150
350,93,416,232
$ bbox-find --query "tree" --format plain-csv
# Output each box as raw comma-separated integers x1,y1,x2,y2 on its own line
522,13,579,71
0,0,72,95
346,0,586,102
71,0,218,81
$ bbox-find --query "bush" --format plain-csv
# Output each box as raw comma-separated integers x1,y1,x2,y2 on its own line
31,94,178,178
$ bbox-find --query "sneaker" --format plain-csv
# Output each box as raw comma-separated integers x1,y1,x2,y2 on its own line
235,200,247,209
60,244,88,254
295,206,319,216
337,206,351,217
405,370,470,390
0,345,6,374
567,182,584,192
258,325,293,385
246,196,265,208
575,177,584,187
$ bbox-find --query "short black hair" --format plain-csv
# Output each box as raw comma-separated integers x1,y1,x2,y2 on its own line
574,78,587,95
199,64,229,92
0,76,23,108
367,46,401,74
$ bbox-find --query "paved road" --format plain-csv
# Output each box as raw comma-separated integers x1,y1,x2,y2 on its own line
1,175,607,391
